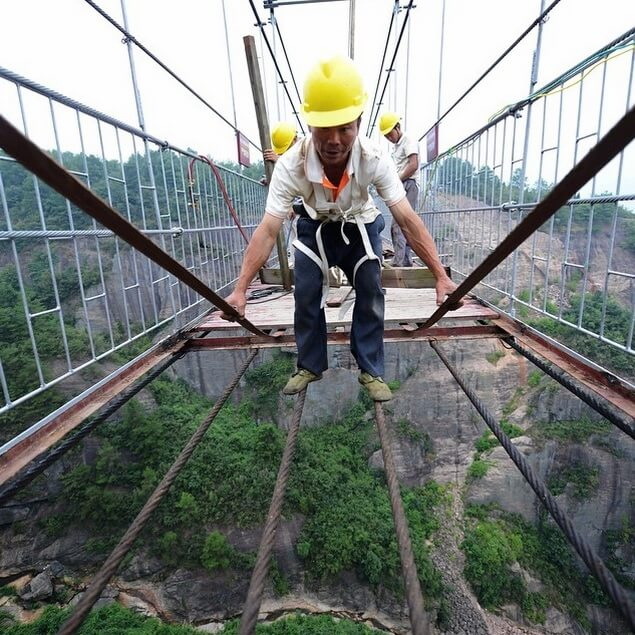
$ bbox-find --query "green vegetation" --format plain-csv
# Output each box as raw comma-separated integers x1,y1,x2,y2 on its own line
0,585,19,598
394,419,433,453
45,355,448,600
547,463,600,499
527,371,542,387
468,458,493,479
462,505,607,626
531,418,610,444
485,350,505,365
474,420,523,453
4,603,381,634
221,614,380,633
527,292,635,379
604,517,635,590
4,603,201,634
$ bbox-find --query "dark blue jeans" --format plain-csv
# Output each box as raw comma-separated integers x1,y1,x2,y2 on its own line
294,215,385,377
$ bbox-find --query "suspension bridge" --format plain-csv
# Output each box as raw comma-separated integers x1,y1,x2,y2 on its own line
0,1,634,634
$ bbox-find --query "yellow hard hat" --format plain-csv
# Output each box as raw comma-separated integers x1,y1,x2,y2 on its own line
301,56,367,128
271,121,297,155
379,112,400,136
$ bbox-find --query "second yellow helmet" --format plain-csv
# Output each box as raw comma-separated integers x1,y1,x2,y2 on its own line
378,112,400,136
271,122,297,155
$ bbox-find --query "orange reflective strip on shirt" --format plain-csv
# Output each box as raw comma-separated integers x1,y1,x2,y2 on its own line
322,171,350,201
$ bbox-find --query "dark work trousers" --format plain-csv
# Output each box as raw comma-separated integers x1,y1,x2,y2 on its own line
390,178,419,267
294,214,386,377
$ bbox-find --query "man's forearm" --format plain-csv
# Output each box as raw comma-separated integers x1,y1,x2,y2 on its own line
402,216,447,278
234,219,281,293
399,154,419,181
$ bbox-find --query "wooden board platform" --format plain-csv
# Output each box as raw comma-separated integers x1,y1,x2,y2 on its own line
194,285,499,332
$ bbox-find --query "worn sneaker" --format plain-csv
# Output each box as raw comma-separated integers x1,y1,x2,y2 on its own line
358,372,393,402
282,368,322,395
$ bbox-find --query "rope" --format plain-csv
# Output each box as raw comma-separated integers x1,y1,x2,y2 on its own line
365,0,398,137
418,0,563,142
421,105,635,329
246,0,306,135
505,338,635,439
193,156,250,245
0,114,271,339
374,402,430,635
58,350,258,635
430,341,635,632
80,0,261,151
0,351,184,506
239,388,306,634
367,1,416,136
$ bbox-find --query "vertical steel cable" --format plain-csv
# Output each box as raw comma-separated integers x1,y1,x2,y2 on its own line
58,350,258,635
239,388,307,634
430,341,635,632
374,402,430,635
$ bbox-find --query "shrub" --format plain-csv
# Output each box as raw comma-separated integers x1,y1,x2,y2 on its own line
201,531,233,571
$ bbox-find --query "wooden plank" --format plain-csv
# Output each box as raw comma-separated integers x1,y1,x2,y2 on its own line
326,286,353,307
381,265,452,288
195,287,498,331
259,266,451,288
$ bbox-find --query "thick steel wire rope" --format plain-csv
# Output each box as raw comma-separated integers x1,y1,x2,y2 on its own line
505,338,635,439
58,349,258,635
418,0,563,142
374,402,430,635
246,0,306,135
0,351,185,506
239,388,306,634
367,0,416,136
365,1,398,137
422,105,635,329
0,114,271,338
81,0,261,151
273,17,303,105
430,341,635,632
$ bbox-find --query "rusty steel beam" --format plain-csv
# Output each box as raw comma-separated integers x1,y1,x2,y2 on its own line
184,324,507,351
0,339,187,486
493,315,635,419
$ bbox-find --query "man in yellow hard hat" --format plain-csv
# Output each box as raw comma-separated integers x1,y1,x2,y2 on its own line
222,56,458,401
263,121,298,164
379,112,420,267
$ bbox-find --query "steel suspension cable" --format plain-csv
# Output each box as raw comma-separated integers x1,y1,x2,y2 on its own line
365,0,398,136
246,0,306,135
0,349,185,507
81,0,261,151
367,0,416,137
430,341,635,632
374,402,430,635
273,17,303,105
239,388,307,634
505,338,635,439
418,0,563,142
0,114,271,338
58,350,258,635
421,105,635,329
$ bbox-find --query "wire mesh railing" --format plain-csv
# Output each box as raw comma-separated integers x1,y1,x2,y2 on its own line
419,30,635,377
0,68,266,425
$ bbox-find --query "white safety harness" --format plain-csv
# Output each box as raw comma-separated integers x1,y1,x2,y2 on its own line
292,177,380,308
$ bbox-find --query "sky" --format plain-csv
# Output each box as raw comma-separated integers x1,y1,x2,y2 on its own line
1,0,634,187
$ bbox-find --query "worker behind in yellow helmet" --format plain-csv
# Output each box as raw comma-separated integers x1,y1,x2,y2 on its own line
260,122,299,187
263,121,298,164
379,112,420,267
222,56,459,402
